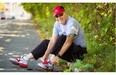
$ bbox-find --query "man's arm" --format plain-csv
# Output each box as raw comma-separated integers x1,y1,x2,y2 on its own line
51,34,75,64
58,34,75,56
44,34,58,57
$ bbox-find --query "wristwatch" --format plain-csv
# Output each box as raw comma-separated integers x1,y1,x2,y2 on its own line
56,53,62,58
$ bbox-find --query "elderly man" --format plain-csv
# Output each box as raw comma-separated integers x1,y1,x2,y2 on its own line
9,5,87,71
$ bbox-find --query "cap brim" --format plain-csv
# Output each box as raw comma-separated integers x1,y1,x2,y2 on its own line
54,12,63,16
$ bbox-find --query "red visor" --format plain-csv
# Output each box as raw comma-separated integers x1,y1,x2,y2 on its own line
53,6,65,16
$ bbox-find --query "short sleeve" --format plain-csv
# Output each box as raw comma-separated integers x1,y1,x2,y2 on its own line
67,22,79,36
52,23,59,35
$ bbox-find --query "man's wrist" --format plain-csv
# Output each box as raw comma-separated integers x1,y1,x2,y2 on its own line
44,53,49,57
56,53,62,58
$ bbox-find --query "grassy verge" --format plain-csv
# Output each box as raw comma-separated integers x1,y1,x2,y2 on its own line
64,32,115,72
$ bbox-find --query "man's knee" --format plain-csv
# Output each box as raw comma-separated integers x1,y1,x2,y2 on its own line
57,35,66,42
42,39,50,43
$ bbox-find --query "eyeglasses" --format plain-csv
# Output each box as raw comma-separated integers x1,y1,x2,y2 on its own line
55,13,64,18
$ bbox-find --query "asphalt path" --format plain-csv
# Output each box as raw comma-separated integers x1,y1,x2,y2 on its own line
0,19,43,72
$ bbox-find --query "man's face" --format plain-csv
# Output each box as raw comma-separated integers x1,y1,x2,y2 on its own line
55,13,66,25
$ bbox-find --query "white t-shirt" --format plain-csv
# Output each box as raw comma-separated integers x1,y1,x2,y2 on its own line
53,16,86,47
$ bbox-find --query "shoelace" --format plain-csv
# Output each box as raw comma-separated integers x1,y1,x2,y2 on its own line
42,60,54,70
42,60,51,64
16,57,21,62
16,55,25,62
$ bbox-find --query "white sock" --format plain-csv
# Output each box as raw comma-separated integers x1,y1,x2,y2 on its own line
23,56,29,61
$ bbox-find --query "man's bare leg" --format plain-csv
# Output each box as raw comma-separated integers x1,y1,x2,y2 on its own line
26,53,34,60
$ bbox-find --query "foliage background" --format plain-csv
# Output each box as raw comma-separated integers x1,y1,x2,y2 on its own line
21,3,115,72
0,3,4,12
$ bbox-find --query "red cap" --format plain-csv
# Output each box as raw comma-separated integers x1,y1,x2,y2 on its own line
53,6,65,16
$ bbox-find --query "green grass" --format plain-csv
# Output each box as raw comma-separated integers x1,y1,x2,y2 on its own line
23,3,115,72
65,32,115,72
34,21,115,72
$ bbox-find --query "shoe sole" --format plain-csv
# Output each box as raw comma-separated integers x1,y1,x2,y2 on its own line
19,63,27,68
39,66,53,72
9,59,27,68
9,59,19,65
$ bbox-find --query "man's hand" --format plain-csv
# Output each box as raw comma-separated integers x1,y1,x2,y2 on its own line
41,54,48,62
51,56,59,65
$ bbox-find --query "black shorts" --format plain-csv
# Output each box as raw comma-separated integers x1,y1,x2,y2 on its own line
31,35,87,62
